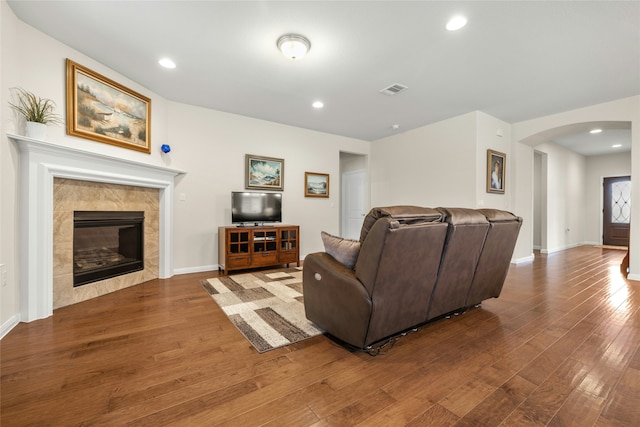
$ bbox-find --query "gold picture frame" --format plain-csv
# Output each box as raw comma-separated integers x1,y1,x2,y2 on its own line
66,59,151,153
304,172,330,198
487,149,506,194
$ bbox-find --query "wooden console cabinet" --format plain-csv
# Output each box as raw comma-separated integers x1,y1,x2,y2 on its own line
218,225,300,274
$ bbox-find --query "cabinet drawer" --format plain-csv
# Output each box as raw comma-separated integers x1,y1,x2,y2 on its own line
227,256,252,269
251,252,278,266
279,252,298,263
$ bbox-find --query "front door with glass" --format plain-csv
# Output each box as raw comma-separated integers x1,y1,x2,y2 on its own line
603,176,631,246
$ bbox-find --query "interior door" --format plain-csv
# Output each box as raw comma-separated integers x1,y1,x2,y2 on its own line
341,169,367,240
603,176,631,246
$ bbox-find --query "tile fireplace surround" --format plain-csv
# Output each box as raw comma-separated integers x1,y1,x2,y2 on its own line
53,179,159,309
9,134,185,322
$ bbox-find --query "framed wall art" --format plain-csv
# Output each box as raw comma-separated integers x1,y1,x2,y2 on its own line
304,172,330,198
66,58,151,153
487,149,506,194
245,154,284,190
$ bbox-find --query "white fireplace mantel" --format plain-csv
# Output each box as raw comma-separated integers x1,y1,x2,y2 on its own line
8,134,186,322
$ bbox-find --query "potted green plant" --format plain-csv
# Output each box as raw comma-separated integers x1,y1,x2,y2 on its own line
8,87,63,139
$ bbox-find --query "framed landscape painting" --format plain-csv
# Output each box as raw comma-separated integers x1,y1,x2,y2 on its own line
487,149,506,194
245,154,284,190
304,172,330,198
66,59,151,153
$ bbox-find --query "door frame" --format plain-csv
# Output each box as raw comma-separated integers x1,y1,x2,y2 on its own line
601,175,631,246
341,169,367,239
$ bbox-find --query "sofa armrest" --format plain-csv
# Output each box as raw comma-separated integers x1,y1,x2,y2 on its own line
303,252,373,348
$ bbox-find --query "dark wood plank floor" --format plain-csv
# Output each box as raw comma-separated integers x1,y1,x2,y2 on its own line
2,246,638,426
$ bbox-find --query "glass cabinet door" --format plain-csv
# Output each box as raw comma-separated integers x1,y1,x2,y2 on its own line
280,228,297,251
253,230,277,252
229,231,249,254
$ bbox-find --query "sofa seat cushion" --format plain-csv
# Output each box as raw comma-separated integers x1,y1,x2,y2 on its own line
321,231,360,269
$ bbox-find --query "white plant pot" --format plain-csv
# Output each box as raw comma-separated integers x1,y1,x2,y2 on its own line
26,121,46,140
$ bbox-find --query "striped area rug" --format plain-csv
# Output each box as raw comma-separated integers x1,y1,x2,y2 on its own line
201,267,323,353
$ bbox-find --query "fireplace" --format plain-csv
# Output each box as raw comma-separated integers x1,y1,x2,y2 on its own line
73,211,144,286
11,134,185,321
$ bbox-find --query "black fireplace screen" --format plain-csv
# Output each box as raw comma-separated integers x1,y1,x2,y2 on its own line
73,211,144,287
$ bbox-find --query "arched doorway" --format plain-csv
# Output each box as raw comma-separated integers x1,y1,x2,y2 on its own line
523,121,631,254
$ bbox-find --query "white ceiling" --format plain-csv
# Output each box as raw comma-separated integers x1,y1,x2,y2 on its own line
521,121,632,156
7,1,639,155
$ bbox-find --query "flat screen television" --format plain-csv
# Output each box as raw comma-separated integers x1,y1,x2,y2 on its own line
231,192,282,225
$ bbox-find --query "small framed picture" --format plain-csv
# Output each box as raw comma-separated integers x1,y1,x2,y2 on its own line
487,149,506,194
245,154,284,190
304,172,330,198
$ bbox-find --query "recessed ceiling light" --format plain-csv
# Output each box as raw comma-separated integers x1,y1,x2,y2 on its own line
159,58,176,69
312,101,324,109
446,15,467,31
590,128,602,134
612,144,622,148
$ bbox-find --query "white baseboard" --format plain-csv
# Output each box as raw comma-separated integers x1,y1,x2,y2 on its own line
541,242,583,254
173,265,218,276
512,254,535,264
540,241,629,256
1,314,20,340
628,273,640,282
172,261,306,276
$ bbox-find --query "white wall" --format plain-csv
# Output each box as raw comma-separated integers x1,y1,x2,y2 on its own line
167,102,368,273
370,112,477,208
371,110,518,211
340,152,367,173
585,152,632,244
0,0,21,333
533,152,543,248
371,110,535,263
534,142,587,252
511,141,534,262
475,111,512,211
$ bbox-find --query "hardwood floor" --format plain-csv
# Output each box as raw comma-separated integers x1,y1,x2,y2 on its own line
2,246,639,426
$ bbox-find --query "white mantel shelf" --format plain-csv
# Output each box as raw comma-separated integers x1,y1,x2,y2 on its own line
8,133,186,322
8,133,186,177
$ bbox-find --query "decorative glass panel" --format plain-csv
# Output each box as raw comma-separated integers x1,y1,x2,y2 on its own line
611,181,631,224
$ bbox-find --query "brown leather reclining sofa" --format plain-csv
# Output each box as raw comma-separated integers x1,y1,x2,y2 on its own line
302,206,522,350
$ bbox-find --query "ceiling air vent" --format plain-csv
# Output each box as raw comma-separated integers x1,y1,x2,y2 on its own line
379,83,408,96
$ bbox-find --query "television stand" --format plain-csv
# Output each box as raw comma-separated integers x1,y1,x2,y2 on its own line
218,224,300,274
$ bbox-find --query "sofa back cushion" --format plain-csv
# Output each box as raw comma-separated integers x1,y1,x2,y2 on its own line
355,216,448,344
426,207,490,320
465,209,523,306
359,206,442,243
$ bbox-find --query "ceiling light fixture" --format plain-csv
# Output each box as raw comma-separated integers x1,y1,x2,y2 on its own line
446,15,467,31
158,58,176,69
612,144,622,148
277,34,311,60
590,128,602,134
312,101,324,109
